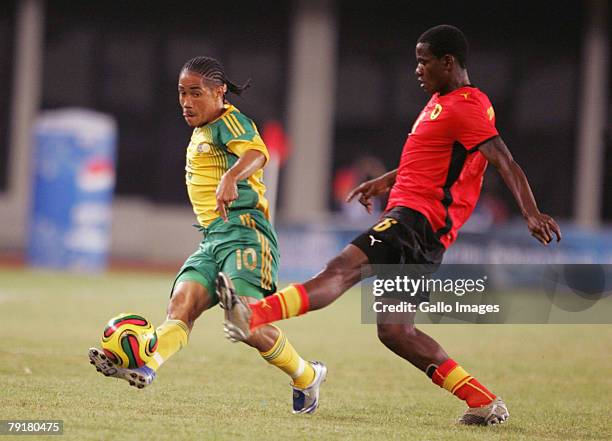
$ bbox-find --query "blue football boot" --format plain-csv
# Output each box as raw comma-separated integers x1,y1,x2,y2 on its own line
292,361,328,414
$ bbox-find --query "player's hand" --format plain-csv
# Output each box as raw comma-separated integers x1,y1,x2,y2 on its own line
216,172,239,221
526,212,562,245
346,177,391,214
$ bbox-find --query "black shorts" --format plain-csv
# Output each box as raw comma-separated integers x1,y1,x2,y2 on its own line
351,206,445,302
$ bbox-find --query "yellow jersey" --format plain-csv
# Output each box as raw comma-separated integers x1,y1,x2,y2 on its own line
185,104,270,226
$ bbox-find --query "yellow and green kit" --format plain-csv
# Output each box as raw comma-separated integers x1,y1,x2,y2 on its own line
173,104,279,302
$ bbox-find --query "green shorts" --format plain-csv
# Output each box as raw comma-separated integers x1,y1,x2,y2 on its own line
172,209,280,305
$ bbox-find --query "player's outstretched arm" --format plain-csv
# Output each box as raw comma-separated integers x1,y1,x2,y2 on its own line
346,169,398,214
479,136,561,245
216,150,266,221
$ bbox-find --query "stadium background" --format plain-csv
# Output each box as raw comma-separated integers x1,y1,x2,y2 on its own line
0,1,610,440
0,0,610,271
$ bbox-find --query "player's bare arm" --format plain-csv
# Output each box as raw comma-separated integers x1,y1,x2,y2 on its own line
478,136,561,245
346,168,398,214
216,150,266,221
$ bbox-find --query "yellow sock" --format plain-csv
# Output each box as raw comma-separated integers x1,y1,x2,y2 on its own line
259,326,315,389
146,319,189,371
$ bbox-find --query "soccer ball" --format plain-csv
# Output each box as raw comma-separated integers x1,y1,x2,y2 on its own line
101,313,158,369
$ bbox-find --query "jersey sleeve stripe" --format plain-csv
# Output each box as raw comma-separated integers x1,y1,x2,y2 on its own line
229,114,246,135
226,115,243,136
222,116,239,137
227,116,241,137
226,115,242,136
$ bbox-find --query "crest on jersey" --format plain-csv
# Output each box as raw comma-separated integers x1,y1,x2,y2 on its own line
430,104,443,120
197,142,211,153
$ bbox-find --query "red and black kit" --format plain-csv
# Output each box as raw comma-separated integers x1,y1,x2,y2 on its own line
353,86,498,266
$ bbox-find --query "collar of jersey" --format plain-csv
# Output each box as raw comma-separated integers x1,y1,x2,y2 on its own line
202,103,238,128
437,85,477,99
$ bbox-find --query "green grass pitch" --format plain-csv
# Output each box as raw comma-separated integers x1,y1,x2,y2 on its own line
0,268,610,440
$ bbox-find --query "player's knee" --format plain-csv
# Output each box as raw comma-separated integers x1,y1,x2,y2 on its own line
377,323,417,347
166,292,193,324
167,282,210,326
320,258,361,288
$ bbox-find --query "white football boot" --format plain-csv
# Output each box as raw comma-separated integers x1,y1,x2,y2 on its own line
216,272,252,342
88,347,155,389
458,397,509,425
292,361,328,414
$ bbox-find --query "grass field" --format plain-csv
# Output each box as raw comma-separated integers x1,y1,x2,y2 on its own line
1,267,611,441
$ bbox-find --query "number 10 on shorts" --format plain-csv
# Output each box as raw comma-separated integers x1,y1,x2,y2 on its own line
236,248,257,271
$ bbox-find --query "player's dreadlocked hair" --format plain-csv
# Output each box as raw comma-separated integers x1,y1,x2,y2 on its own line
417,25,468,68
181,56,251,96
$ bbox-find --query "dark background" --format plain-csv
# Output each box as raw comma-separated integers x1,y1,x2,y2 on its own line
1,0,610,219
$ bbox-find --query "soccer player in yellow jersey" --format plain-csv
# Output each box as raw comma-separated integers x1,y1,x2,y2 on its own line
89,56,326,414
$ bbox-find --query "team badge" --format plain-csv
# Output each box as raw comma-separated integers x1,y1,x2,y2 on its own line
430,104,443,120
197,142,211,153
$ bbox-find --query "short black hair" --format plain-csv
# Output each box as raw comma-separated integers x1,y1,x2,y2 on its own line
181,56,251,96
417,25,468,68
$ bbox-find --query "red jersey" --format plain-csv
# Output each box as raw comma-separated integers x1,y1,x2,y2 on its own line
386,86,498,248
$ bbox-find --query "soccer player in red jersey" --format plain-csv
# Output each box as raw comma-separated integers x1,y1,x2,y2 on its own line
217,25,561,425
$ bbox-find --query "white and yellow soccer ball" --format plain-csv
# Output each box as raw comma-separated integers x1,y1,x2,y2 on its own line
101,313,158,369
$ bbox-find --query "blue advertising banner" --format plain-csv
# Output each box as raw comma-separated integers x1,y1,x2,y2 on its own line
277,223,612,281
28,109,117,271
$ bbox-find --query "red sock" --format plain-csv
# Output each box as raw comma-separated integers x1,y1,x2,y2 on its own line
249,284,310,330
431,359,496,407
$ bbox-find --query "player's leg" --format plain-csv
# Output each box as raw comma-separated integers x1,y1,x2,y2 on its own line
370,208,508,425
231,280,326,414
213,210,327,413
89,243,217,387
146,275,212,371
89,272,213,387
219,243,370,340
234,280,316,387
376,296,508,425
144,239,224,374
376,305,449,371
